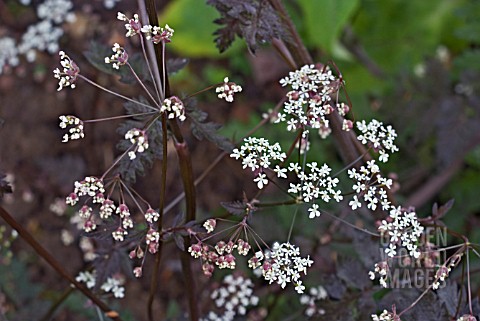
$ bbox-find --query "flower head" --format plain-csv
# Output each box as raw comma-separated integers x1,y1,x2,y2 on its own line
141,24,174,43
104,43,128,69
252,242,313,294
216,77,242,102
59,115,84,142
160,96,186,121
117,12,142,37
53,51,79,91
125,128,149,160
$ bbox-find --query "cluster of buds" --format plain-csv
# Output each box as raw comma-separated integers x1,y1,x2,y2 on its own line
125,128,149,160
371,308,401,321
117,12,174,43
59,115,84,142
432,253,462,290
53,51,79,91
188,238,252,277
369,261,390,288
104,43,128,69
216,77,243,102
160,96,186,121
141,24,174,44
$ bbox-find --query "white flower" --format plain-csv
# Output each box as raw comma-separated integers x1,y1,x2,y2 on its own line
125,128,149,159
216,77,242,102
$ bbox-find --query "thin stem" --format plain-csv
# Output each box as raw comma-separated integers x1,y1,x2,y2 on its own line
83,111,157,123
321,209,380,237
39,287,74,321
467,247,473,314
138,28,162,99
127,62,161,108
78,75,158,111
286,207,299,243
0,206,123,321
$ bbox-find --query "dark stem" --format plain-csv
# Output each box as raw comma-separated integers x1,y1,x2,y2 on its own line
142,1,198,319
0,206,123,321
39,287,74,321
268,0,313,66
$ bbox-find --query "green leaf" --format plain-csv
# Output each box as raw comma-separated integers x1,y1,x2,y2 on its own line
299,0,359,54
162,0,241,57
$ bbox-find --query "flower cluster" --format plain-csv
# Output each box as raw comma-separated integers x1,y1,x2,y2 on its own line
347,160,393,211
251,242,313,294
141,24,175,44
59,115,84,142
299,285,328,317
201,274,259,321
457,315,477,321
188,237,252,277
230,137,286,189
104,43,128,69
378,206,424,259
65,175,160,247
117,12,142,37
371,309,401,321
432,254,462,290
125,128,149,160
76,270,125,299
356,119,399,163
53,51,80,91
117,12,174,43
368,261,390,288
67,176,105,204
276,64,339,135
287,162,342,218
0,37,19,73
216,77,243,102
0,0,76,75
37,0,76,24
160,96,186,121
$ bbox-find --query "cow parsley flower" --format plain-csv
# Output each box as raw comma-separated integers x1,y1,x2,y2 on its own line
252,242,313,294
201,274,258,321
161,96,186,121
378,206,424,259
287,162,342,217
117,12,142,37
347,160,393,211
53,51,80,91
216,77,243,102
59,115,84,142
230,137,286,189
125,128,149,160
141,24,174,43
356,119,398,163
277,65,339,136
104,43,128,69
